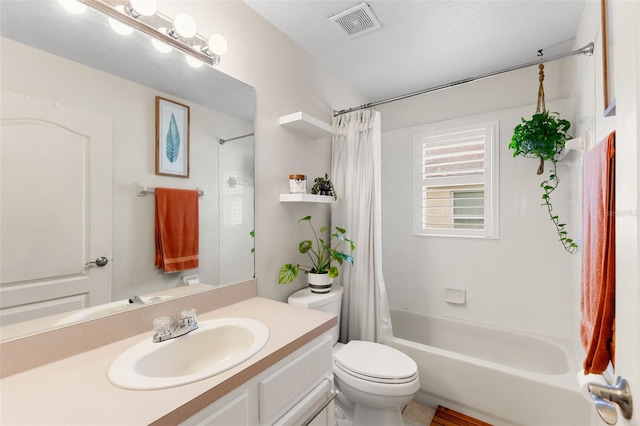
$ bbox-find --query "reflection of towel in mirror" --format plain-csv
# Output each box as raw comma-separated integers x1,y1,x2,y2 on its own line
155,188,199,273
580,131,615,375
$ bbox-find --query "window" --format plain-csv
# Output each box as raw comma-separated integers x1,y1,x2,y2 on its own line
413,122,499,238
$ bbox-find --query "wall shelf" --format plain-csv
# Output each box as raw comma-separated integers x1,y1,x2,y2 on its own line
279,193,336,203
279,111,334,138
557,136,586,162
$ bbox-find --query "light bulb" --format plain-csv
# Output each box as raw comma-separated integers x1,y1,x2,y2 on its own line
109,17,134,35
172,13,197,38
151,31,172,53
57,0,87,14
129,0,156,17
186,54,204,68
206,34,228,56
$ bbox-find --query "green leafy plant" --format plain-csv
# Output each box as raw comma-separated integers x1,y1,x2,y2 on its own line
540,164,578,253
509,110,577,254
311,173,336,200
509,111,571,175
278,216,355,284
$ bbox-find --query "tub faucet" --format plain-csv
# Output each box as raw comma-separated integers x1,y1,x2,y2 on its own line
129,295,145,305
152,308,198,342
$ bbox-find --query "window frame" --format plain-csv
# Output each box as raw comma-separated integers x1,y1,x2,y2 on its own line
412,121,499,239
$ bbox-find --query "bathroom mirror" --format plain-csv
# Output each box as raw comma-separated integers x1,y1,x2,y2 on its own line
0,0,255,340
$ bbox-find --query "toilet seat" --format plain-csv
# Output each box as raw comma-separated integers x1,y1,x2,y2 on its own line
334,341,418,385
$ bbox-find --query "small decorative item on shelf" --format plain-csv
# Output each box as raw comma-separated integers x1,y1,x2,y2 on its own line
278,216,355,293
289,174,307,193
311,173,336,200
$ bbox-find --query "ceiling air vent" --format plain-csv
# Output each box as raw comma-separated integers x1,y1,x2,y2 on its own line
329,2,381,39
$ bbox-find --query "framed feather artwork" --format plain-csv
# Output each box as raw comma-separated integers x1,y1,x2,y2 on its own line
156,96,190,178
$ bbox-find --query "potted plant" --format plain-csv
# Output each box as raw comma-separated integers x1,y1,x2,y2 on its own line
278,215,355,293
311,173,337,200
509,110,578,254
509,110,571,175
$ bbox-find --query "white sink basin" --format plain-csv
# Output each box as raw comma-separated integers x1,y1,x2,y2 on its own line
108,317,269,390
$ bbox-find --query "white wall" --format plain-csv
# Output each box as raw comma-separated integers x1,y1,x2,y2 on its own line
376,30,585,340
382,96,577,339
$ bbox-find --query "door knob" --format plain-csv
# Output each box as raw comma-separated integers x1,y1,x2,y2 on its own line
591,395,618,425
589,376,633,424
85,256,109,267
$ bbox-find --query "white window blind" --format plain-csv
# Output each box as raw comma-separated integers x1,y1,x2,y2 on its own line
413,122,499,238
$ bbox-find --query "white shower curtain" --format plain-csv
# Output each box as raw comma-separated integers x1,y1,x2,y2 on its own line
331,109,393,345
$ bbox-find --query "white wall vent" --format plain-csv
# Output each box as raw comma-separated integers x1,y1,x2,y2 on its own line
329,2,381,39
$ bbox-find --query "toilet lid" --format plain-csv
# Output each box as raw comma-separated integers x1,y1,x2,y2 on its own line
334,341,418,384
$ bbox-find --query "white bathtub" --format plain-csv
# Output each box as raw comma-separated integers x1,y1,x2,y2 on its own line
390,308,592,426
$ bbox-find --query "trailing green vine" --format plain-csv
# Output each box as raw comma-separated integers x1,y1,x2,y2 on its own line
540,161,578,253
508,63,578,254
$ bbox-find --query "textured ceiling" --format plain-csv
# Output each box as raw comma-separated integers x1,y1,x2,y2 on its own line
245,0,587,103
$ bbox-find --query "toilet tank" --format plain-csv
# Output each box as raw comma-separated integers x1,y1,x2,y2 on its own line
288,286,343,345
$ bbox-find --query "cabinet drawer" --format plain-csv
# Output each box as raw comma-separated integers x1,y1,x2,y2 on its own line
259,336,333,422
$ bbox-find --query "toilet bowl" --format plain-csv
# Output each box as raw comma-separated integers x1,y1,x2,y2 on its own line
288,286,420,426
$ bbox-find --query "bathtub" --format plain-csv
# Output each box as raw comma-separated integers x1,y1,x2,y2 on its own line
390,308,592,426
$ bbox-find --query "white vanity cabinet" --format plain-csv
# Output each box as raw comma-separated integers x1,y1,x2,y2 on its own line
181,334,335,426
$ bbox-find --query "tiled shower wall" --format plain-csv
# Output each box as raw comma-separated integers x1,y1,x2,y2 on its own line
381,99,578,339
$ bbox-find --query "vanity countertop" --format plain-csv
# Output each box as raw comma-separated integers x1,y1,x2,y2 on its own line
0,297,336,425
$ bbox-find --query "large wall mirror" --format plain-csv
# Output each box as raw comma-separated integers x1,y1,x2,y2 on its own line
0,0,255,340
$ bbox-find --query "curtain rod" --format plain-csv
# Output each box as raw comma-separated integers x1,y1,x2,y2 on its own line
218,133,254,145
333,42,594,117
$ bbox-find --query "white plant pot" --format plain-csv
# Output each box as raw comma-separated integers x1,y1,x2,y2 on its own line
307,273,333,294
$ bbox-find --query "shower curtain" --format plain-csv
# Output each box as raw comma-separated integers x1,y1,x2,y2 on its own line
331,109,393,345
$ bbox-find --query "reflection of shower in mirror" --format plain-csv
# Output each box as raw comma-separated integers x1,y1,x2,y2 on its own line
227,177,251,188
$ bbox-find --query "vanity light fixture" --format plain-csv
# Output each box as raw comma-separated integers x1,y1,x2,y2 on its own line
109,5,134,36
168,13,197,39
74,0,227,66
186,52,205,68
151,30,173,53
125,0,156,18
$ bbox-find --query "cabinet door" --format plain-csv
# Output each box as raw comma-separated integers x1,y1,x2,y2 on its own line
307,400,334,426
180,392,249,426
272,378,334,426
259,336,333,422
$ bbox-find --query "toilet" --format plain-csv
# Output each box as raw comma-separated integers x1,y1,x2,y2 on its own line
288,286,420,426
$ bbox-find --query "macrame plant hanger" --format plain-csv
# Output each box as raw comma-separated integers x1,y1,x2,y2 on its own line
535,63,546,175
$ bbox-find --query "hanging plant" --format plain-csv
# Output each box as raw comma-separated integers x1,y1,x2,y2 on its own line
510,111,571,175
509,64,577,254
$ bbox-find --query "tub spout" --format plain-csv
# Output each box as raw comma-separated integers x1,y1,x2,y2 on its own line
129,295,145,305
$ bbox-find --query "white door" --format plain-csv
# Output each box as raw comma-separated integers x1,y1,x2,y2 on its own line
0,91,112,326
610,1,639,425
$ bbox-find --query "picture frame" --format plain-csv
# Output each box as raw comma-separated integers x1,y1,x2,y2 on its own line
601,0,616,117
156,96,190,178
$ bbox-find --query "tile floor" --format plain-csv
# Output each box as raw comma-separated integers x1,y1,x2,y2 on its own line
401,401,435,425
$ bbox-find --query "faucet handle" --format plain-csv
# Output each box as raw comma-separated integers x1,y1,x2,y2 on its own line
153,316,171,338
181,308,196,321
181,308,198,330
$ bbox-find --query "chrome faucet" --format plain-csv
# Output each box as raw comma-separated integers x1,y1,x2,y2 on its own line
152,308,198,342
129,295,146,305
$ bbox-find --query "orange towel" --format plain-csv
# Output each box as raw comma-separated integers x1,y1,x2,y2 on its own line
580,132,615,374
155,188,199,273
